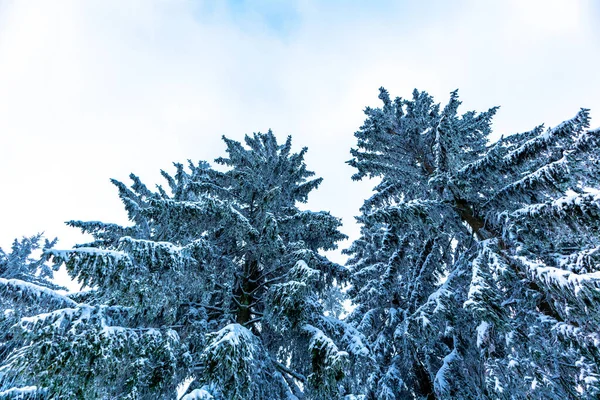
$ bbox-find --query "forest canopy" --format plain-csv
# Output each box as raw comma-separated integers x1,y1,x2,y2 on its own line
1,88,599,400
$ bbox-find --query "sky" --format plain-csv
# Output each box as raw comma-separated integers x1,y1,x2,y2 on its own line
1,0,599,280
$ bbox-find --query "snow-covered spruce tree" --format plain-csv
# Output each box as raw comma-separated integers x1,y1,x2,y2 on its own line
2,131,366,399
0,234,71,399
346,87,600,399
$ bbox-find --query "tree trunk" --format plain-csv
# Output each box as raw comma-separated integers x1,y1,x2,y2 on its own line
414,356,436,400
235,259,260,325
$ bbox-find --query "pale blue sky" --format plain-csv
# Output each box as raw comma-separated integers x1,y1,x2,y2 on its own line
0,0,598,275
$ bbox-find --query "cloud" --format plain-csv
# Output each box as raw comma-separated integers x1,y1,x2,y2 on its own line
0,0,598,270
509,0,584,35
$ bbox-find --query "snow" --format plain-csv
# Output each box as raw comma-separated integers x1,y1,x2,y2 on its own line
426,271,454,313
210,324,253,350
303,324,349,359
118,237,193,270
531,377,539,390
48,247,129,260
341,328,369,357
18,304,147,338
0,277,77,308
511,191,600,219
119,237,181,252
434,348,458,394
503,131,546,164
180,388,214,400
492,156,569,204
19,306,80,332
292,260,319,281
503,111,586,165
493,376,504,393
0,386,40,398
321,316,369,357
476,321,490,348
519,256,600,295
464,245,490,310
214,324,246,347
584,376,599,385
553,322,600,348
176,377,195,400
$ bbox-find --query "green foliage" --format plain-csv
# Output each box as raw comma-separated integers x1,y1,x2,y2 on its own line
1,131,353,399
347,87,600,399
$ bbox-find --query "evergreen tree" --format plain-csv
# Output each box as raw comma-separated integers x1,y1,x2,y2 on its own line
0,131,365,399
346,87,600,399
0,234,68,399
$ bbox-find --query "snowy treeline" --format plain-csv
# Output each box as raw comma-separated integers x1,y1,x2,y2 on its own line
1,88,600,399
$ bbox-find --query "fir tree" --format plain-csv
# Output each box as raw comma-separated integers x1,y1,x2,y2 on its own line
0,131,365,399
0,234,67,399
346,87,600,399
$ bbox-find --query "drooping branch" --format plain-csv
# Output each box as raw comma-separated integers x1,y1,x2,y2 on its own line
272,359,307,383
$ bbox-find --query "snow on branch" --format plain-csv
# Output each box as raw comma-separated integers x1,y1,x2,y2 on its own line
0,386,44,399
463,240,509,315
303,324,349,396
321,315,370,358
527,260,600,298
510,192,600,221
365,199,446,229
45,247,132,288
19,304,131,335
557,246,600,273
502,109,589,166
434,347,459,397
118,237,194,272
199,324,274,399
518,256,600,318
553,321,600,348
180,387,215,400
290,260,319,282
148,197,257,238
0,277,77,308
486,155,570,208
455,138,507,178
7,305,181,399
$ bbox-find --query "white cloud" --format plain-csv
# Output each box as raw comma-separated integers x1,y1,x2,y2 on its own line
510,0,584,35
